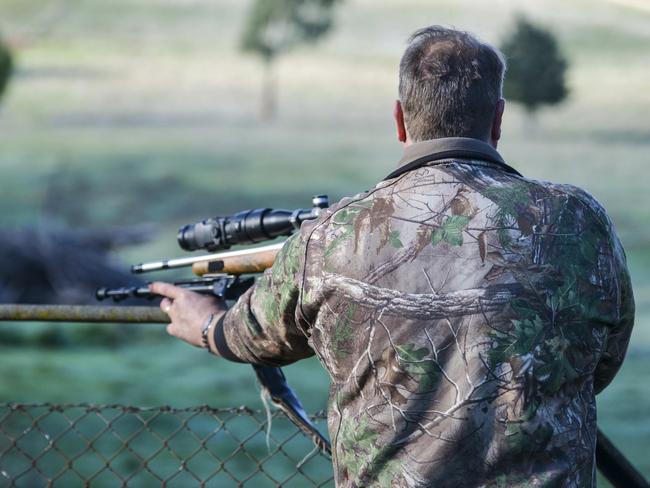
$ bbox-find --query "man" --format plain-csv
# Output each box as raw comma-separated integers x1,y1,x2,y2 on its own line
152,26,634,487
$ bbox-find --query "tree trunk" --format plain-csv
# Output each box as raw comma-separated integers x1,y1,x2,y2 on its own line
522,108,539,136
260,57,277,121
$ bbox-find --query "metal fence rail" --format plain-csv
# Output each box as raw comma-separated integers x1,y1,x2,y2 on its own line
0,403,334,487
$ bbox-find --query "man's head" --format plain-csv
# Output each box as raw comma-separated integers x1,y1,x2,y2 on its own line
395,26,506,147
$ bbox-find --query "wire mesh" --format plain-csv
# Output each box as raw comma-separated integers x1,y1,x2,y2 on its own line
0,403,334,487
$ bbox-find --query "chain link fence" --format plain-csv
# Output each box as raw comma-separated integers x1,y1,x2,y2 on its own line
0,402,334,487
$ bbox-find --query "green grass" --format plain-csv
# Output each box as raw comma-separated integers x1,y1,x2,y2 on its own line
0,0,649,484
598,351,650,480
0,337,330,411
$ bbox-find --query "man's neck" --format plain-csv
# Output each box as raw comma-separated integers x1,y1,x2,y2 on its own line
403,136,496,151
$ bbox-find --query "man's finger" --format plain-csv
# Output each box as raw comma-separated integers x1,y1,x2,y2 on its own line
150,281,185,299
160,298,173,314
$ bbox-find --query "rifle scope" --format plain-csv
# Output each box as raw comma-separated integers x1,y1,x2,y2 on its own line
177,195,329,252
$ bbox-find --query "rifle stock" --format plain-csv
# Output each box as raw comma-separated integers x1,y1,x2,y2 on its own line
192,243,282,276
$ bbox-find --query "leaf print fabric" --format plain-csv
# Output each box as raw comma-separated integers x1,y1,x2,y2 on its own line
221,139,634,487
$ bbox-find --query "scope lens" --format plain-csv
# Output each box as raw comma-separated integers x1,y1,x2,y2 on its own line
177,220,223,251
177,224,197,251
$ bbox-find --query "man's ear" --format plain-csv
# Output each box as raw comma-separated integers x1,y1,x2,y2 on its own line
394,100,408,143
491,98,505,148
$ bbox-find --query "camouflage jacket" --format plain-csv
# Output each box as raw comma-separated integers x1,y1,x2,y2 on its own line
219,138,635,487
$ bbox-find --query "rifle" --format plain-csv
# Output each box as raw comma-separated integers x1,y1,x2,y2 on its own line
95,195,332,455
94,193,328,301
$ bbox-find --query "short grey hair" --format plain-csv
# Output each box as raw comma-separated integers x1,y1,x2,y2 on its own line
399,26,506,142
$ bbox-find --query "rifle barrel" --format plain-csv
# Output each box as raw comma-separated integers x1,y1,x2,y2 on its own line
131,242,285,274
0,305,168,323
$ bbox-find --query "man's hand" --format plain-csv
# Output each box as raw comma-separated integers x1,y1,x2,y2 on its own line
149,282,228,349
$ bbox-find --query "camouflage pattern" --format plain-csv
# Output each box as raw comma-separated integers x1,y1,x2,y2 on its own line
222,138,634,487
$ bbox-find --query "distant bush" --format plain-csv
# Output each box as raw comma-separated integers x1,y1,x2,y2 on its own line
33,327,69,348
0,327,26,346
501,17,568,114
70,324,142,348
0,323,147,350
0,35,13,103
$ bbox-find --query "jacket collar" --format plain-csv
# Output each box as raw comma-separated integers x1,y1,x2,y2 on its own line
385,137,519,181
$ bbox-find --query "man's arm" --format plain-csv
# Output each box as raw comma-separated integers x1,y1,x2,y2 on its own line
151,232,313,365
215,233,314,366
556,184,636,395
594,236,635,394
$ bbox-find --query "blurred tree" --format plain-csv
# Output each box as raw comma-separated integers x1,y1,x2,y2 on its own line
0,34,13,104
501,18,568,118
241,0,340,120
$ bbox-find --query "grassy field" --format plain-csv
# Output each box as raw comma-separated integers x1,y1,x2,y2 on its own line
0,0,649,484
